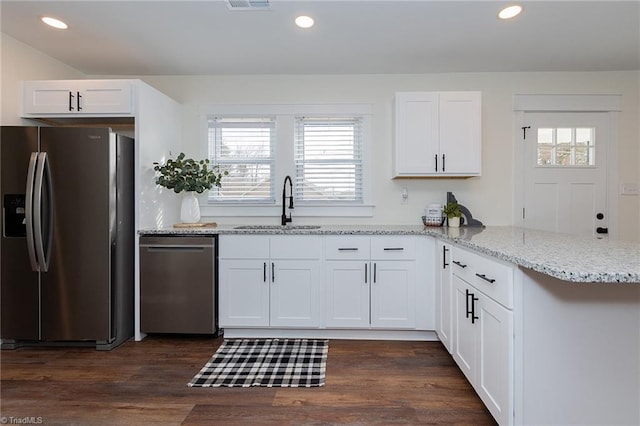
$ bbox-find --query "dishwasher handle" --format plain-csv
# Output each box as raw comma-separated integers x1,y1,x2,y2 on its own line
143,245,210,252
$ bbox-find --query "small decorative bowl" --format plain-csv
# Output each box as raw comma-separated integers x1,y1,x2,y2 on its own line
422,215,445,227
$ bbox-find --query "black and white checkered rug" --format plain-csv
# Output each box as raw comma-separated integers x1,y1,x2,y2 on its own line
188,338,328,388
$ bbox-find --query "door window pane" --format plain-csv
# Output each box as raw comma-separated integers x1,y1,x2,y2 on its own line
536,127,595,167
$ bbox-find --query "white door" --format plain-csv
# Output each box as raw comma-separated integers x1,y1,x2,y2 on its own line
370,261,416,329
218,259,270,327
452,276,476,384
522,112,609,237
270,260,321,327
477,293,513,426
324,261,370,328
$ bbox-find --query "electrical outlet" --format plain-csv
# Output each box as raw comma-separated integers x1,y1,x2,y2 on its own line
621,182,639,196
401,187,409,204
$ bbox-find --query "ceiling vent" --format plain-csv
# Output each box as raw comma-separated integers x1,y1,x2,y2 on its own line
226,0,270,10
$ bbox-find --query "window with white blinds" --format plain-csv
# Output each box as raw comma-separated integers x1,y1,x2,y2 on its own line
208,117,275,203
294,117,363,203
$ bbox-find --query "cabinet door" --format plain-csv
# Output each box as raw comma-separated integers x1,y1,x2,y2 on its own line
22,80,133,115
436,242,453,353
78,80,133,114
324,261,370,328
394,92,440,176
218,259,269,327
270,260,321,327
439,92,481,175
477,292,513,426
452,275,476,384
370,260,416,329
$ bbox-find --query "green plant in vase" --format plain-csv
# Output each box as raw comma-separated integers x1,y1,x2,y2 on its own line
443,202,462,228
153,152,227,223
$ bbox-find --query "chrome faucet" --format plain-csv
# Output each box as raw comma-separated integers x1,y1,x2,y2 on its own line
281,175,294,226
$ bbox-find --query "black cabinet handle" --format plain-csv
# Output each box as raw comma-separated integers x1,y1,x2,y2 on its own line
465,288,479,323
263,262,267,282
435,154,438,172
452,260,467,268
471,293,479,324
271,262,275,283
383,247,404,251
373,262,377,283
442,154,446,172
596,227,608,234
364,263,368,283
68,92,74,111
77,92,82,111
465,288,471,319
338,248,358,251
442,246,449,269
475,273,496,283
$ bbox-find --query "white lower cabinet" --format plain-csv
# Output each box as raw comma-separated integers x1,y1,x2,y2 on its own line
219,258,270,327
451,247,513,426
435,241,453,352
370,260,416,328
323,236,418,330
324,260,370,327
220,234,433,333
219,235,321,328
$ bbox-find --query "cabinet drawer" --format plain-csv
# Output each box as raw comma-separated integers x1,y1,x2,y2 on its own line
324,236,370,260
371,237,416,259
471,255,513,309
451,246,513,309
451,247,476,283
270,235,322,259
220,235,269,259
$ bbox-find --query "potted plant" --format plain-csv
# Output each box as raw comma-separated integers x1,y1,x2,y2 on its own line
443,201,463,228
153,152,227,223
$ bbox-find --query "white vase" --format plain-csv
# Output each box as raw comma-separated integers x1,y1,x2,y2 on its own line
180,192,201,223
448,216,460,228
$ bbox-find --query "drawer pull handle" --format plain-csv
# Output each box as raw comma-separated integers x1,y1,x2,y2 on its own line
383,247,404,251
452,260,467,268
338,248,358,251
475,273,496,283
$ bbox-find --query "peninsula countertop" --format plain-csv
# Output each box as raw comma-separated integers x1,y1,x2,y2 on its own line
139,225,640,284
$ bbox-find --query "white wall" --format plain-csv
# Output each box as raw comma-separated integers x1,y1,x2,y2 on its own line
1,34,84,124
2,31,637,240
135,73,639,240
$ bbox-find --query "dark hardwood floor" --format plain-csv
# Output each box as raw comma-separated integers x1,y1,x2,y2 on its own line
1,336,496,425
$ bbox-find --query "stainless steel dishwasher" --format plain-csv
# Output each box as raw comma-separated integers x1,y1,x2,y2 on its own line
139,235,217,334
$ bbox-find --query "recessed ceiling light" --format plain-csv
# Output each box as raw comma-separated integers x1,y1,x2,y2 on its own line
295,15,314,29
41,16,68,29
498,5,523,20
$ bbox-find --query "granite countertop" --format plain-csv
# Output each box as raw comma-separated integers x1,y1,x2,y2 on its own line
139,225,640,283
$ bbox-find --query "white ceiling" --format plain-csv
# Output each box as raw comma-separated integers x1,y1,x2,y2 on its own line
1,0,639,76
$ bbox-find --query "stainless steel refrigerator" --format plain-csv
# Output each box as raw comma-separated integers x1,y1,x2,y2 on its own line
1,126,134,350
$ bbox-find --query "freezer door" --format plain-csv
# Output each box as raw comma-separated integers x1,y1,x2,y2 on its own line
39,127,114,341
1,126,40,341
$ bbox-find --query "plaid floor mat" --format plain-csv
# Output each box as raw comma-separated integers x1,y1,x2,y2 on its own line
188,338,328,388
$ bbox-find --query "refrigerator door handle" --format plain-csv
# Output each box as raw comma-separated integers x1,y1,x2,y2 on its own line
33,152,53,272
25,152,39,271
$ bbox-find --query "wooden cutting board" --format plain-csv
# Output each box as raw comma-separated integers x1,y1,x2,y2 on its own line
173,222,217,228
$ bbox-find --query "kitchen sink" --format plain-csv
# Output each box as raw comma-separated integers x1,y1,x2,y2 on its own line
233,225,321,230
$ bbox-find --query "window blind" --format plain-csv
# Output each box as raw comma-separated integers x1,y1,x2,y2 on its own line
294,117,363,203
208,117,275,202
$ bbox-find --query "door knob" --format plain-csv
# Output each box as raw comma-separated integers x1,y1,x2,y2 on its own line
596,213,604,220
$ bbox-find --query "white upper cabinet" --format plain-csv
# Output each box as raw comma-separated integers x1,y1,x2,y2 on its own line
393,91,481,177
22,80,133,116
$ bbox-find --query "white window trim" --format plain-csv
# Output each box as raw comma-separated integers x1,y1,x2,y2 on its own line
199,103,374,218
